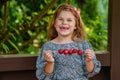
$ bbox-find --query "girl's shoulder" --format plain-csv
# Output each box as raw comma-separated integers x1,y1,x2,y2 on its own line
79,39,93,50
75,38,93,49
43,41,53,47
75,38,88,44
41,41,54,50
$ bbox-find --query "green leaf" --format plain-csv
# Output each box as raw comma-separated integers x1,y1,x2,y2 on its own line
13,28,20,35
8,40,20,53
9,32,16,40
1,43,9,53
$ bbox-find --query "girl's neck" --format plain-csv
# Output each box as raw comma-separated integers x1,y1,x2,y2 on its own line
51,36,73,44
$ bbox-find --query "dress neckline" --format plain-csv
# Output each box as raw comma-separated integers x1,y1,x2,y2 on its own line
49,41,75,45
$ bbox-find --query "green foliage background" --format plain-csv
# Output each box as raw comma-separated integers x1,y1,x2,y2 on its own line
0,0,108,54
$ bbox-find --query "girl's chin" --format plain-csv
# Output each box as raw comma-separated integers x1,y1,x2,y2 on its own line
59,33,69,36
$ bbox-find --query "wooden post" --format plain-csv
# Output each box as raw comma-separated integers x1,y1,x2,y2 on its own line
110,0,120,79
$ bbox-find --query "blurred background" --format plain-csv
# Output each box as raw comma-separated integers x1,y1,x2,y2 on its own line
0,0,108,54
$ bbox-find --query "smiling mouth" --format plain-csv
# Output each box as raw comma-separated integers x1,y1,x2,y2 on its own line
60,26,69,30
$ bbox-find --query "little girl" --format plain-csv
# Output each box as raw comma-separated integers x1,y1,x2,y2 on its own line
36,4,101,80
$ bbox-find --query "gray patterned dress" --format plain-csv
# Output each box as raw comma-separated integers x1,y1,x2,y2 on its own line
36,40,101,80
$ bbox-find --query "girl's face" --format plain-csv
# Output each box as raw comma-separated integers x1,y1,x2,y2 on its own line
54,10,76,37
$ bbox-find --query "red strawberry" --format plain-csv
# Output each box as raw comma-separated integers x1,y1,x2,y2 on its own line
69,50,73,54
77,50,83,55
58,49,63,54
72,49,78,53
63,49,69,54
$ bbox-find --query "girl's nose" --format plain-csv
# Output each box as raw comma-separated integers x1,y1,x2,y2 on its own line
62,20,67,25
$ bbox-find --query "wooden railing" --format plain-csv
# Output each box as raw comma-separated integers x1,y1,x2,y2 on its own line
0,52,110,80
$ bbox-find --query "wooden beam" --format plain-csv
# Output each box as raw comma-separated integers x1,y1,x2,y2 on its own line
96,52,110,67
0,54,37,71
110,0,120,79
0,53,110,72
0,54,110,80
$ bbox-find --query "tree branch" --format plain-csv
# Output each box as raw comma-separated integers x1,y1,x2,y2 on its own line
30,0,59,26
2,1,9,34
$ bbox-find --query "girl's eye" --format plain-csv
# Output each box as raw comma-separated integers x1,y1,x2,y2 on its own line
58,18,63,20
67,19,72,21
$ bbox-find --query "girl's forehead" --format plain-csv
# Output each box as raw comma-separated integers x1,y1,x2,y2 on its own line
57,10,75,18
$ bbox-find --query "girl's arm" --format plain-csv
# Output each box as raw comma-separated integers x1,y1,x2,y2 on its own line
85,49,95,73
81,40,101,78
86,60,94,73
44,50,55,74
44,61,54,74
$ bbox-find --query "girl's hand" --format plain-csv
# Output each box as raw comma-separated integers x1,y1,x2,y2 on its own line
85,49,95,62
44,50,54,63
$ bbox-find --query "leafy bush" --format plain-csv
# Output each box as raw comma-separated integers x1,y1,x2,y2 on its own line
0,0,108,54
81,0,108,51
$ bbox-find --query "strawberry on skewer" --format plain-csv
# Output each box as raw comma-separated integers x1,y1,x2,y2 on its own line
58,49,83,55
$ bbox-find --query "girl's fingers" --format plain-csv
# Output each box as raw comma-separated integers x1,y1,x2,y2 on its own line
44,50,52,56
44,52,52,58
85,49,95,60
85,49,93,54
44,50,54,62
